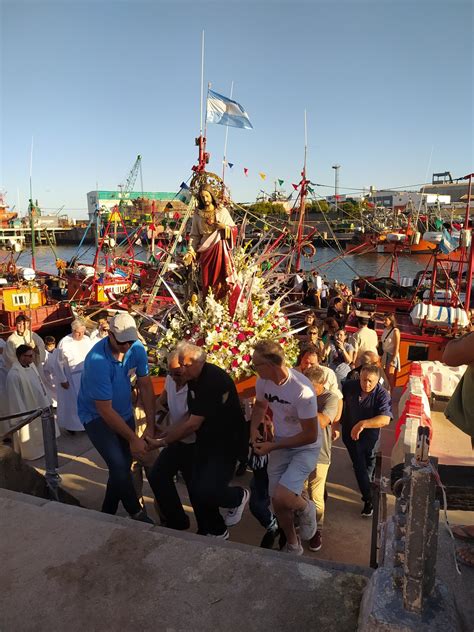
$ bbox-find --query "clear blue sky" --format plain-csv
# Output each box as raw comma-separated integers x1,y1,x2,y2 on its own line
1,0,472,218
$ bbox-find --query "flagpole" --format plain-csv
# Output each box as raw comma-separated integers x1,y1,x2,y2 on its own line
204,81,211,139
222,81,234,185
200,30,205,135
193,32,208,174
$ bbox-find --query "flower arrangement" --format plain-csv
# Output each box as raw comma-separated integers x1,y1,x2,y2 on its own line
152,247,300,380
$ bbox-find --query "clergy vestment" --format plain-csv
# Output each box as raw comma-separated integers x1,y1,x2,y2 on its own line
0,339,9,427
6,361,52,460
5,330,46,372
54,334,94,431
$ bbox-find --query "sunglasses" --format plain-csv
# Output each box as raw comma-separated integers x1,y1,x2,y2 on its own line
110,332,135,347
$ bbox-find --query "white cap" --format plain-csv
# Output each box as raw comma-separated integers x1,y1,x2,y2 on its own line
109,313,139,343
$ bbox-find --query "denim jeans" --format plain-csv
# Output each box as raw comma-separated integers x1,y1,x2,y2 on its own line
147,441,195,530
249,466,274,530
190,451,244,536
85,416,142,516
343,435,378,502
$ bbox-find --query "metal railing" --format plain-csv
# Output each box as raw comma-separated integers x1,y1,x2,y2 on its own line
0,407,61,501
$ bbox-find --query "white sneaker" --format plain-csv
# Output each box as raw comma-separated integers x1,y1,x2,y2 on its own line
297,499,317,540
224,488,250,527
206,529,229,540
283,538,304,556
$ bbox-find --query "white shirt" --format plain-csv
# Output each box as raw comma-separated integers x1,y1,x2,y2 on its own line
352,326,379,364
164,374,194,444
256,368,320,449
293,274,304,291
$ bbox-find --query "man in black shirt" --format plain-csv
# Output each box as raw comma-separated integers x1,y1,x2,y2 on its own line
146,342,249,539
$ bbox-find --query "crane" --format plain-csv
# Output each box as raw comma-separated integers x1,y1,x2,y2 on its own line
117,154,142,212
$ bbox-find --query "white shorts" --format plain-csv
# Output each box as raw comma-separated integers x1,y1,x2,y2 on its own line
267,445,320,497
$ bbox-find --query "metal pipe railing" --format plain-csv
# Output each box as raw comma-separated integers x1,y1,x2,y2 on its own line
0,406,61,501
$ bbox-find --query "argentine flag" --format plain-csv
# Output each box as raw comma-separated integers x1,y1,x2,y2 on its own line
206,89,253,130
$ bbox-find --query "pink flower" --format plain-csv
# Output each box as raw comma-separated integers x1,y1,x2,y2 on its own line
231,346,239,355
242,354,251,363
213,344,220,351
215,326,221,332
222,342,229,348
232,359,239,368
237,332,246,342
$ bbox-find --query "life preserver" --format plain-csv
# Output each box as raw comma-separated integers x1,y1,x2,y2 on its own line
7,262,16,275
301,243,316,258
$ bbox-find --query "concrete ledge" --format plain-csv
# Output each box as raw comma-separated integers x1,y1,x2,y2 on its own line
358,567,461,632
0,490,369,631
0,487,50,507
41,499,155,532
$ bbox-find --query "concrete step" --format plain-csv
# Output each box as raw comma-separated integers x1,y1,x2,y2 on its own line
0,488,370,632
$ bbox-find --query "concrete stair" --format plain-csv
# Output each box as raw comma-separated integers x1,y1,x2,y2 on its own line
0,488,370,632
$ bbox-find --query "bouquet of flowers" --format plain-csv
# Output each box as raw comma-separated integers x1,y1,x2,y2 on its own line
153,247,300,380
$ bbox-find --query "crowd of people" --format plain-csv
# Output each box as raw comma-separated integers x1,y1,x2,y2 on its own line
0,306,394,556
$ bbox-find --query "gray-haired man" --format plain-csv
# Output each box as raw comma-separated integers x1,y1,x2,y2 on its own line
146,342,249,539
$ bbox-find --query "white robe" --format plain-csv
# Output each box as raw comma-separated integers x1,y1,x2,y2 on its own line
6,361,52,461
54,334,94,431
43,349,58,407
0,339,9,424
5,330,46,373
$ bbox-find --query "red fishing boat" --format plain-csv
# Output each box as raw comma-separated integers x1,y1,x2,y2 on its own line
346,173,474,386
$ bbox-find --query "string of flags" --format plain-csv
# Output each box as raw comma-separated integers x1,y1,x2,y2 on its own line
220,160,314,192
205,87,318,194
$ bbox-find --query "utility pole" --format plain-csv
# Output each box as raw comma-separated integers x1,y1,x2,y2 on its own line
332,164,340,216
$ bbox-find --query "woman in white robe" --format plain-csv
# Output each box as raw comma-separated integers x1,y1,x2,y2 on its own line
6,346,52,461
54,319,94,432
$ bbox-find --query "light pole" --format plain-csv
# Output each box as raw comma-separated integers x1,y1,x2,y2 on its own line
332,164,341,216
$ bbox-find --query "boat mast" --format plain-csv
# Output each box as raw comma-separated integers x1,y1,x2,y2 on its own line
295,110,308,271
29,137,36,271
462,173,474,313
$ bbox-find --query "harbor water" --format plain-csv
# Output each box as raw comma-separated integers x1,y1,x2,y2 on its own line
14,244,429,286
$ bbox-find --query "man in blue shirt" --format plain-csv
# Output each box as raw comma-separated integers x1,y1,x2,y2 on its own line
78,313,155,523
341,364,392,517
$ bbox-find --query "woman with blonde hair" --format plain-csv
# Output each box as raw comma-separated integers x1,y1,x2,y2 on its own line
380,313,400,390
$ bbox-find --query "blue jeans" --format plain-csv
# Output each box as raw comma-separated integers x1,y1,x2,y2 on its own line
342,434,378,503
85,416,142,516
